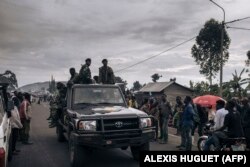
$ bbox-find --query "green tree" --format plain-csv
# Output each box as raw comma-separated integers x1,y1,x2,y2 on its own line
222,82,233,100
189,80,194,89
247,50,250,60
115,76,127,86
132,81,142,91
193,81,210,96
245,51,250,77
231,68,250,98
222,68,250,99
49,75,56,93
191,18,231,86
151,73,162,82
192,81,219,96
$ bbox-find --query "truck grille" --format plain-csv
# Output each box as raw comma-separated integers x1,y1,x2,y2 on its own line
103,118,139,131
104,130,141,140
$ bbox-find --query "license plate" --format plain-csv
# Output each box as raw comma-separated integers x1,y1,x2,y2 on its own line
231,145,245,151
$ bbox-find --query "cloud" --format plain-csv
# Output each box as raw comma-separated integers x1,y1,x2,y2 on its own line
156,65,196,73
0,0,250,88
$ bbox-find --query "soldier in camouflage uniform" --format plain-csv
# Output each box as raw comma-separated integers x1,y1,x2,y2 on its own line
75,58,92,84
49,82,67,128
173,96,185,135
69,68,79,82
67,67,79,87
48,95,57,127
98,59,115,84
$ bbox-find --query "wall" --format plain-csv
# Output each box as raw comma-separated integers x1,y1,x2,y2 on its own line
164,83,193,105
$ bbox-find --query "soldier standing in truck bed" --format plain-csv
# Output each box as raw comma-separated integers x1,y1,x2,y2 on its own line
99,59,115,84
69,68,79,83
67,67,79,87
76,58,92,84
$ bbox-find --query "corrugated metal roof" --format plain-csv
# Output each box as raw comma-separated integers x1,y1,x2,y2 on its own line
139,82,173,92
139,81,193,93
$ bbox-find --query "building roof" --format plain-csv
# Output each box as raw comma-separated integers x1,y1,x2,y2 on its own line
139,81,193,93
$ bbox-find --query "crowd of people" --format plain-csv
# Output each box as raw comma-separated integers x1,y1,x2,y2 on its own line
127,94,250,151
203,98,250,151
7,90,33,157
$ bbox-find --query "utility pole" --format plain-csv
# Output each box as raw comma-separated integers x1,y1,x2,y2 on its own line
209,0,225,97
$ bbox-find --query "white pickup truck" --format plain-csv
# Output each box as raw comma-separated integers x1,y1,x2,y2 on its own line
0,81,12,167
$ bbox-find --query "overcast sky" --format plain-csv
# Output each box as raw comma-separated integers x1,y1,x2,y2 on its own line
0,0,249,88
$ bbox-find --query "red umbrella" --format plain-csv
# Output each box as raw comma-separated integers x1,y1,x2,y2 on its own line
193,95,226,109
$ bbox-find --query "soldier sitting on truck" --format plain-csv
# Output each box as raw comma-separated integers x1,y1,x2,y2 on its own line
98,59,115,84
76,58,92,84
67,68,79,86
49,82,67,128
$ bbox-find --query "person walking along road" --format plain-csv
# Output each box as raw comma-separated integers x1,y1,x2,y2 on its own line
19,93,33,145
158,95,172,144
177,96,194,151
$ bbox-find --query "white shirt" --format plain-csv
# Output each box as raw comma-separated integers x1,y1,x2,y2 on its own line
214,108,228,130
10,106,23,129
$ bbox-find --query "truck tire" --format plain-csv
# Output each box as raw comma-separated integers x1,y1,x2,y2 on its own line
56,124,65,142
69,135,89,167
130,142,149,161
197,138,206,151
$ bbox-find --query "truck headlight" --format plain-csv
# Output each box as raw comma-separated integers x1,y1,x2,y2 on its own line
78,120,96,131
140,118,152,128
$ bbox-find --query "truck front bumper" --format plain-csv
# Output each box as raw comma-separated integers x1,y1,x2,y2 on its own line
71,129,155,148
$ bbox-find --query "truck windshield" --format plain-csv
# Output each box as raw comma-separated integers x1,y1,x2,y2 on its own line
73,87,125,106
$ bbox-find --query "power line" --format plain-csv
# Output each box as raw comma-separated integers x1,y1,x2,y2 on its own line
225,16,250,24
227,26,250,31
115,36,196,73
114,16,250,74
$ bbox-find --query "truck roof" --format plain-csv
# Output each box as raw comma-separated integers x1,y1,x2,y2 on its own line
71,84,120,89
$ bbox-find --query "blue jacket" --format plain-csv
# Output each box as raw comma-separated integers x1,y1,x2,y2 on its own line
182,103,194,127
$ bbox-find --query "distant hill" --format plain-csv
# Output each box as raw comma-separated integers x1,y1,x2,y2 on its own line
18,82,50,93
18,81,66,93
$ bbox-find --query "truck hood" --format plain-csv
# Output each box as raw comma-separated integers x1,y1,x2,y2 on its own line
74,106,148,117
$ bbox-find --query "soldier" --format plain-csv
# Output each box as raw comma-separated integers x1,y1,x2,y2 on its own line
158,95,172,144
49,82,67,128
77,58,92,84
93,76,99,84
69,68,78,82
67,67,79,86
99,59,115,84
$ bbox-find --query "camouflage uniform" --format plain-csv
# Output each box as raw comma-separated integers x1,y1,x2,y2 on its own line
49,95,58,125
98,66,115,84
67,72,79,86
173,103,185,135
69,72,79,83
77,64,92,84
49,85,67,128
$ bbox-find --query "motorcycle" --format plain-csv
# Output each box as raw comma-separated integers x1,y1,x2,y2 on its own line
197,121,213,151
197,122,246,151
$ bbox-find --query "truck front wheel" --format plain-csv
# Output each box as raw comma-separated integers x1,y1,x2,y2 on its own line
56,124,65,142
130,142,149,161
69,136,89,167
